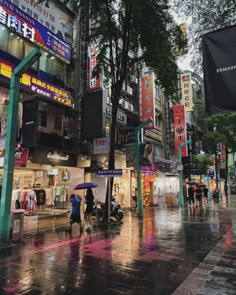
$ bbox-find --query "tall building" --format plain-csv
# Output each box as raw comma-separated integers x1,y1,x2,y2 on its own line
0,0,86,212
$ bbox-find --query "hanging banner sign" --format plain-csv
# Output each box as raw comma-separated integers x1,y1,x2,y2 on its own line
0,0,71,63
0,59,73,107
181,73,193,112
173,105,187,157
141,70,154,129
88,42,101,90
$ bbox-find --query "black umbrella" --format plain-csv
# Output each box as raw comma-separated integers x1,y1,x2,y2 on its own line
186,180,199,185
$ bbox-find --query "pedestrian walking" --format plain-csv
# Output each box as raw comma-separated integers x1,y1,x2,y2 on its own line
203,186,208,206
188,185,195,207
69,193,82,234
131,188,137,211
84,188,94,230
195,185,203,207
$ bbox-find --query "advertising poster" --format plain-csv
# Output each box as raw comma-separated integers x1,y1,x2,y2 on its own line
203,25,236,113
181,73,193,112
141,70,154,129
173,105,187,157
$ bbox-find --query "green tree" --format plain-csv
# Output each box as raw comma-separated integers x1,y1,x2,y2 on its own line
172,0,236,73
86,0,186,211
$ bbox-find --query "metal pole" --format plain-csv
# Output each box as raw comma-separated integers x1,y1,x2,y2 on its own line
135,118,153,217
207,174,211,201
0,49,41,244
177,139,191,207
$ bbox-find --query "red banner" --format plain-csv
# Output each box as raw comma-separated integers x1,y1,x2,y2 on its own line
141,71,154,129
173,105,187,157
15,149,28,167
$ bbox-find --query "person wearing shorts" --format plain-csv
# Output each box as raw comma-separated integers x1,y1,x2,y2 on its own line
69,194,82,233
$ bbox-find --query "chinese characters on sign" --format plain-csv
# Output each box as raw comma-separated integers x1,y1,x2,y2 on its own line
0,0,71,63
97,169,123,177
93,137,110,155
173,105,187,157
0,60,73,107
88,43,100,90
181,73,193,112
141,70,154,129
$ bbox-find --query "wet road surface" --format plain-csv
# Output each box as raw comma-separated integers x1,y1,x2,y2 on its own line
0,199,236,295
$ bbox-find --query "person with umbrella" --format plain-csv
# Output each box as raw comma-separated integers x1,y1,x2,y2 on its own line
84,188,95,230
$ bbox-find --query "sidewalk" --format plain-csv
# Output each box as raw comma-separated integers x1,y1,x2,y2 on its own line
0,198,235,294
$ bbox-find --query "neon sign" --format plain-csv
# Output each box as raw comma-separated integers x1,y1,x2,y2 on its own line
0,60,73,107
0,0,71,63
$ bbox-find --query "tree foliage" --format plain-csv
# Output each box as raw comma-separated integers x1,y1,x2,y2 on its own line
172,0,236,73
192,155,212,175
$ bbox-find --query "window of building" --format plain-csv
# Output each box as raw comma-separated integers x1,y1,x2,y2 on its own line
54,111,63,132
8,33,23,59
0,25,9,51
38,110,47,127
24,41,38,69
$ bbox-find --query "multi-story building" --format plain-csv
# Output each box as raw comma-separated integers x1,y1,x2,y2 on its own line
0,0,86,212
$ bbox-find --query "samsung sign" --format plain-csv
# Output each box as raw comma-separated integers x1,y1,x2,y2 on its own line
106,105,127,125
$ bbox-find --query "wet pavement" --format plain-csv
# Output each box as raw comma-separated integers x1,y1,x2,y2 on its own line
0,198,236,294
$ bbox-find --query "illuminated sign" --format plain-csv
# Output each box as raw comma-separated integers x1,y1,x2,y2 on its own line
0,0,71,63
0,60,73,107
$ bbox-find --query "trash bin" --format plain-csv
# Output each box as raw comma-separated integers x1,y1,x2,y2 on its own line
10,209,25,242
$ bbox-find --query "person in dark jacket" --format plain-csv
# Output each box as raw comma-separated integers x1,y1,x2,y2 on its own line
84,188,94,230
195,185,203,207
188,185,195,207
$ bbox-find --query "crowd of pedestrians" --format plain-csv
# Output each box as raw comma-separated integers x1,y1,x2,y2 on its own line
187,184,209,207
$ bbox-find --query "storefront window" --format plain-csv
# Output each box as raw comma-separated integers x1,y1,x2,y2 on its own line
0,25,9,52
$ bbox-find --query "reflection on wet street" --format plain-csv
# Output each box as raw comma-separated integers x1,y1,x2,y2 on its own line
0,198,236,295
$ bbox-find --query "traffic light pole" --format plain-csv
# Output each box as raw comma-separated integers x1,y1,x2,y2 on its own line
0,49,41,245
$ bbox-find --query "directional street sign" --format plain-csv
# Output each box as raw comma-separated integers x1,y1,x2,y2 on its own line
97,169,123,177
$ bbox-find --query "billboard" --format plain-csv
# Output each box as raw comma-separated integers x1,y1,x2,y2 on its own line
0,0,72,63
181,73,193,112
203,25,236,114
0,59,73,107
173,105,187,157
141,70,154,129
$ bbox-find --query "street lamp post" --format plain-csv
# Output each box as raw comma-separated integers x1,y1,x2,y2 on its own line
178,139,191,207
0,49,41,245
135,118,153,217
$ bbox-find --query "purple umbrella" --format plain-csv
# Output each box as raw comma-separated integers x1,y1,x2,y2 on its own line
74,182,98,190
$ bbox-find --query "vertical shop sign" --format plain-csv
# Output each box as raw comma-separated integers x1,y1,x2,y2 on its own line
88,42,100,90
181,73,193,112
173,105,187,157
220,143,226,169
141,71,154,129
